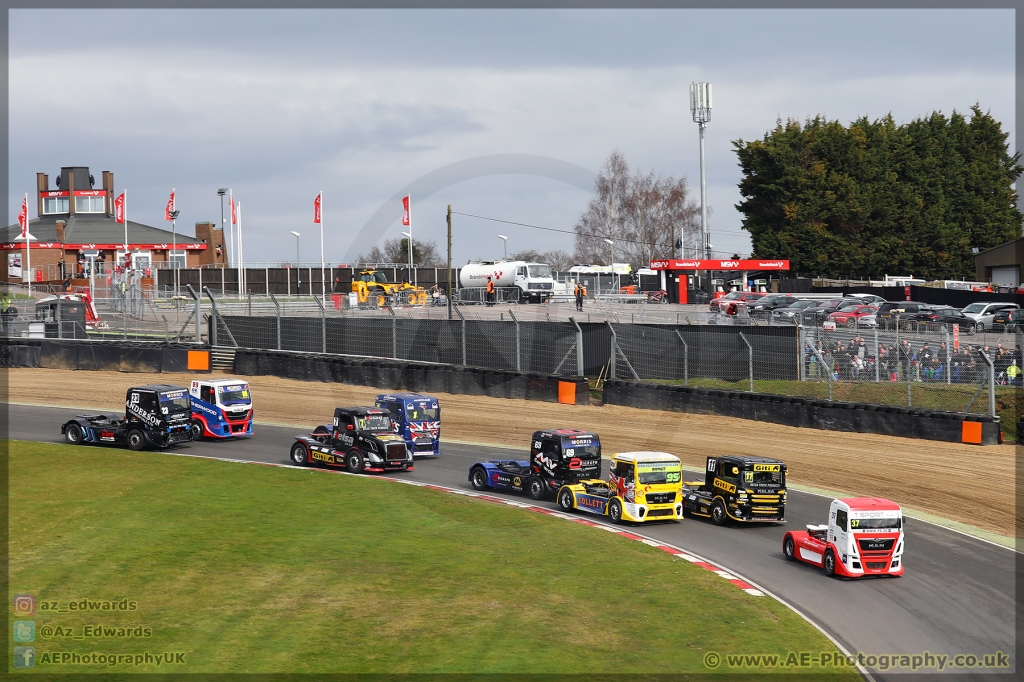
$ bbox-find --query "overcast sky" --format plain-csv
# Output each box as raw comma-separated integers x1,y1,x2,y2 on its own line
8,8,1015,266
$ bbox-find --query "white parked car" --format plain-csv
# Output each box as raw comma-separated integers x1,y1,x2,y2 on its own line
960,302,1019,332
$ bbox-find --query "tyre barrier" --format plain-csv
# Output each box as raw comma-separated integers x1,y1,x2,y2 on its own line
603,379,1000,445
1,339,211,374
230,348,590,405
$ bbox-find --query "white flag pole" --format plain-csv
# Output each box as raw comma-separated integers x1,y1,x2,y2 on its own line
319,191,325,304
237,201,244,299
24,193,31,298
410,193,415,288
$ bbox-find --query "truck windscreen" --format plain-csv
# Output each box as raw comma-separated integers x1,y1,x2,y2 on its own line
159,394,191,414
744,470,784,487
638,463,682,484
357,414,393,431
405,404,438,421
218,386,251,406
563,445,599,460
528,265,552,278
850,517,901,530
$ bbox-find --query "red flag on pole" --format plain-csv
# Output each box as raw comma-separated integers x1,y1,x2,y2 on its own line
164,190,175,221
401,195,410,226
313,193,322,224
18,196,28,238
114,193,126,224
231,196,237,225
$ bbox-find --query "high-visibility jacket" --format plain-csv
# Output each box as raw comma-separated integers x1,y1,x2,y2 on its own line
486,280,495,293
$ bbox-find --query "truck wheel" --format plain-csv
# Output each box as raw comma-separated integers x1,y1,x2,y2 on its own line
824,549,837,577
64,423,84,445
558,488,575,511
126,429,146,451
470,467,488,491
345,449,364,474
290,442,309,466
783,536,796,561
527,477,546,501
189,420,204,441
711,500,727,526
608,499,624,524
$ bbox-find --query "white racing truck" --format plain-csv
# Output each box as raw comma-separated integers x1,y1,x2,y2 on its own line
459,261,555,303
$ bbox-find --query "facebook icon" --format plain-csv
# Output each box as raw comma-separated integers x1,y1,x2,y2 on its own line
13,646,35,668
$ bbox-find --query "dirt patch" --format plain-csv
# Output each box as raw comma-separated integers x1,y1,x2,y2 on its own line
6,367,1016,538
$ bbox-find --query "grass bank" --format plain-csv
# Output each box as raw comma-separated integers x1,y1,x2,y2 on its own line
8,441,854,676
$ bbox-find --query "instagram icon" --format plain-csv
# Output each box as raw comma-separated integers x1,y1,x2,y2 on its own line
13,595,35,616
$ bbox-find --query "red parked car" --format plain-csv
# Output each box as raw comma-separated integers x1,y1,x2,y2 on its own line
709,291,765,312
827,304,878,327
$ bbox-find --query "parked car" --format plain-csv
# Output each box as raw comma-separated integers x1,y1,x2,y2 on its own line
961,302,1020,332
826,304,878,327
799,298,862,325
772,299,819,323
876,301,928,326
709,290,766,312
748,293,802,314
991,307,1024,331
896,305,977,332
845,293,887,305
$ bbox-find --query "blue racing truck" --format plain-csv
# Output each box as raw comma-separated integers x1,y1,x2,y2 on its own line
187,378,254,440
375,393,441,456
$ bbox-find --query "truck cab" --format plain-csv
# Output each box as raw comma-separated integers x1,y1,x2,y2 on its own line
784,498,904,578
529,429,602,499
556,451,684,523
375,393,440,456
63,384,193,451
683,455,787,525
290,407,413,474
188,378,254,440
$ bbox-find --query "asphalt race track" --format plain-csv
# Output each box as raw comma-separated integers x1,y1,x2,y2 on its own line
9,404,1015,681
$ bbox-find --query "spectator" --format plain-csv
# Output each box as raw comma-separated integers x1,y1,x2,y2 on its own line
430,284,442,307
574,280,585,312
96,252,105,274
58,257,66,279
1008,360,1022,386
850,354,865,379
485,276,495,306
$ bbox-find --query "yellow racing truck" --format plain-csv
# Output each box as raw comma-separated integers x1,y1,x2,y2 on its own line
352,269,428,306
556,451,684,524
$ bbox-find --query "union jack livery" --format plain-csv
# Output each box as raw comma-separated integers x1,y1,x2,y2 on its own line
375,393,441,457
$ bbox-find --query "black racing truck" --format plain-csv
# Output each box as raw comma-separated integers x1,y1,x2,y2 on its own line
468,429,602,500
289,406,414,474
683,455,787,525
61,385,194,451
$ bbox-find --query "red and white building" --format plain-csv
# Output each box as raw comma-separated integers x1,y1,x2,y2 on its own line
2,166,227,284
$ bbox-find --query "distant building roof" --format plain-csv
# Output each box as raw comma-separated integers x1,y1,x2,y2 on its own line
1,213,196,247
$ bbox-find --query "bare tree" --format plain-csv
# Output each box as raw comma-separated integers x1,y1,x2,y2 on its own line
574,151,702,269
510,248,574,272
357,237,444,267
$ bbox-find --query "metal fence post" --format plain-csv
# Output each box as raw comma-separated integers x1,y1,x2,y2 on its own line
269,293,281,350
56,296,62,339
738,332,754,393
945,326,951,385
452,304,466,365
203,287,237,347
605,321,639,380
509,309,521,372
797,326,805,381
978,349,996,418
569,316,584,376
874,328,880,382
810,343,833,401
186,283,201,343
313,294,327,353
675,330,689,386
386,303,397,359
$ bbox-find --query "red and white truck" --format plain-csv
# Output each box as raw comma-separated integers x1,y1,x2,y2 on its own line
783,497,904,578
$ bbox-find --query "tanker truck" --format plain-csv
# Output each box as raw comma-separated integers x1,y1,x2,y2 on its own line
459,261,555,304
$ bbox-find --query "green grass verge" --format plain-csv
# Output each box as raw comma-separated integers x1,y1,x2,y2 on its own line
649,377,1021,442
9,441,857,676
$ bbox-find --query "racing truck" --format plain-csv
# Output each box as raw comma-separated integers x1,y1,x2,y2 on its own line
468,429,601,500
289,406,414,474
783,497,904,578
556,451,684,524
188,378,254,440
375,392,440,457
61,385,193,451
683,455,787,525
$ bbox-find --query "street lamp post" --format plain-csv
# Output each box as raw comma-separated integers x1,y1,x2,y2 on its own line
217,188,229,269
290,231,301,294
690,82,712,296
497,234,507,260
168,208,180,298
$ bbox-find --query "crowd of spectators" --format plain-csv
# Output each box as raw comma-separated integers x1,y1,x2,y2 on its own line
806,337,1024,386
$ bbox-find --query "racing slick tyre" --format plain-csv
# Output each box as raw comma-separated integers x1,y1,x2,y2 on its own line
345,449,364,474
64,423,84,445
608,499,624,524
711,500,728,526
126,429,146,452
469,467,488,491
527,477,546,501
824,549,837,577
189,420,205,442
290,442,309,466
783,536,796,561
558,488,575,512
